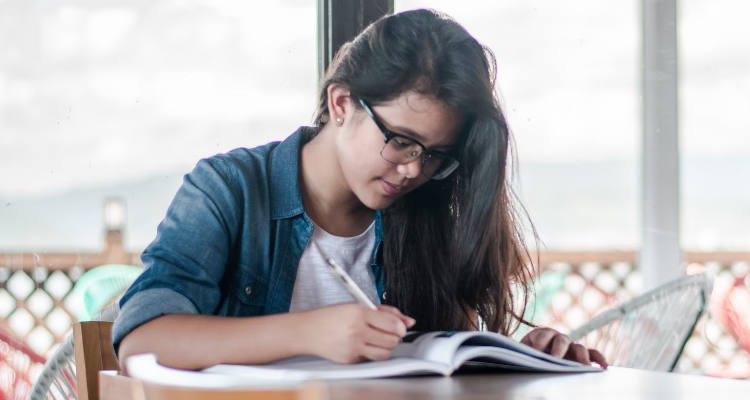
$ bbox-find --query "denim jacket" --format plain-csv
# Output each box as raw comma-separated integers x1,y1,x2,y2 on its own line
112,127,385,351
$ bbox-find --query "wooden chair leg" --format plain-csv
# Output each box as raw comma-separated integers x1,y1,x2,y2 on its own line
74,321,119,400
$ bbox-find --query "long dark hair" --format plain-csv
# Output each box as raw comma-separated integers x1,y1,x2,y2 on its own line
314,9,535,334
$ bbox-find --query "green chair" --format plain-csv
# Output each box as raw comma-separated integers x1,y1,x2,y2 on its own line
68,264,143,321
512,270,566,340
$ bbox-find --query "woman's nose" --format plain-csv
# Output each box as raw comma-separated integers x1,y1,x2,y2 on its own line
396,157,422,179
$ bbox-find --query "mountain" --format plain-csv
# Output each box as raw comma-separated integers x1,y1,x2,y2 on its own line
1,158,747,253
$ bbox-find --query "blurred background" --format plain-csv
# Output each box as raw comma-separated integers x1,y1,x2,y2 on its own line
1,0,748,394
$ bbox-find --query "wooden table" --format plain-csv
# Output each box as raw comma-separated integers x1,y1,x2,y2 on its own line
100,367,750,400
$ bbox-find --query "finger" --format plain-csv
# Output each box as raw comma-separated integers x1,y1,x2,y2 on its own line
548,333,572,358
361,344,393,361
366,309,407,337
338,353,367,364
588,348,609,369
362,326,402,350
377,305,416,328
521,328,557,350
376,304,401,314
565,343,590,364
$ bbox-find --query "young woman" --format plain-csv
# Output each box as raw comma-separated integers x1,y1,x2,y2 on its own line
115,9,606,371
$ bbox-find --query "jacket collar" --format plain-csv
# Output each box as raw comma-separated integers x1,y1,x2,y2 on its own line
269,126,315,220
268,125,384,243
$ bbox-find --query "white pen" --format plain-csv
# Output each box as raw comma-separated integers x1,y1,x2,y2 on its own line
324,257,378,310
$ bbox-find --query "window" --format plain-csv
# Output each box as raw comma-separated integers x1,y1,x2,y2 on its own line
681,0,750,251
0,1,317,251
397,0,640,250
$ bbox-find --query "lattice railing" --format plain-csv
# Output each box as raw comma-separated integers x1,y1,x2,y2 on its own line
1,248,749,377
0,265,83,355
1,326,46,400
678,260,750,377
0,240,141,358
527,251,750,377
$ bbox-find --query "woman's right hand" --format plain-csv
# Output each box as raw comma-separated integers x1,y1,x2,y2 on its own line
302,303,416,364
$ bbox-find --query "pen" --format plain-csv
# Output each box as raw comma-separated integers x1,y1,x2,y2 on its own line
324,257,378,311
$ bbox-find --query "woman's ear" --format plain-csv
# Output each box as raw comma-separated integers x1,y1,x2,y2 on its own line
327,83,352,126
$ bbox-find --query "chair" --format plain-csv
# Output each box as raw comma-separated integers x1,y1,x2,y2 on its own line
35,280,323,399
707,272,750,378
512,270,567,340
27,333,76,399
29,263,140,400
1,327,47,399
76,320,326,400
29,303,120,400
68,264,143,321
568,273,713,372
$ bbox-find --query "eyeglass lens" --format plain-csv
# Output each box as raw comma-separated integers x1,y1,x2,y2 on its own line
381,136,447,177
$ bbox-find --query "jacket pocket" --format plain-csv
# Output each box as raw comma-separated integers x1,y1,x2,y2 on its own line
222,264,268,316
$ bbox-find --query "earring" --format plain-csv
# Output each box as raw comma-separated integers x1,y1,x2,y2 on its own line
335,117,343,125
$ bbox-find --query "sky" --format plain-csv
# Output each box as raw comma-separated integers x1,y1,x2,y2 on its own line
0,0,318,197
1,0,749,197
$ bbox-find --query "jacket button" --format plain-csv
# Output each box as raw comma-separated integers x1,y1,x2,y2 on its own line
382,291,387,300
244,286,252,296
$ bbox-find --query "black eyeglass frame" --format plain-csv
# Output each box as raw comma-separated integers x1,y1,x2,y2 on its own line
358,98,459,180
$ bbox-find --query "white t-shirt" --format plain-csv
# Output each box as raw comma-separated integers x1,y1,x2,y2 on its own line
289,221,380,312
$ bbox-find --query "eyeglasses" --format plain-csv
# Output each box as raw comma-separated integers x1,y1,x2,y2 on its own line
358,99,459,180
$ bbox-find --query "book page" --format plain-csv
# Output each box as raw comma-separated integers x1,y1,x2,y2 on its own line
453,346,601,372
127,353,309,389
394,331,601,372
390,331,468,365
461,332,595,368
206,356,451,379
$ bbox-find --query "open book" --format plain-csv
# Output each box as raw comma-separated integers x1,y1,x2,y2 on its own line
127,331,601,388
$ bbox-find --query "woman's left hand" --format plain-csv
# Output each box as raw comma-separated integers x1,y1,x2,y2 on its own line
520,327,608,369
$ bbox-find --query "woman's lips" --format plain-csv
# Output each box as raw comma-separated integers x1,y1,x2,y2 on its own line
381,179,403,196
